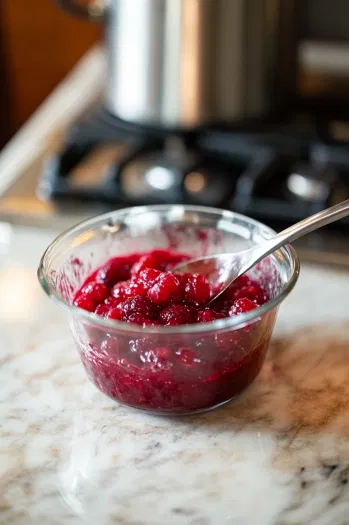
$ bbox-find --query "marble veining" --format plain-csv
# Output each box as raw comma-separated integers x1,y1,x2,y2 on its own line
1,226,349,524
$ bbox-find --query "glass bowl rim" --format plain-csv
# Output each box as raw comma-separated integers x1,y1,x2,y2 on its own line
37,204,300,334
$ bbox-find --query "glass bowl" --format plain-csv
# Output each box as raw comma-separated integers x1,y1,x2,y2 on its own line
38,205,299,415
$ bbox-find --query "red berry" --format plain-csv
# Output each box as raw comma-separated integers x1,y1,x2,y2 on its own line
124,280,149,298
95,303,110,317
121,296,154,320
73,295,95,312
197,309,215,323
174,272,189,284
127,313,149,325
138,268,161,285
104,295,121,306
111,281,127,301
229,298,257,316
184,274,210,305
147,272,182,305
107,305,123,320
81,282,109,303
131,254,159,276
159,304,194,326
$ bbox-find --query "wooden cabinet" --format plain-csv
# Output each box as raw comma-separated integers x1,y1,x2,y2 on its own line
0,0,102,145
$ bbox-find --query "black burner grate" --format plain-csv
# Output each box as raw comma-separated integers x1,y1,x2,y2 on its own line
39,109,349,230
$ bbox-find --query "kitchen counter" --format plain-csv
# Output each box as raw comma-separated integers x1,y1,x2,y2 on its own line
1,42,349,525
1,224,349,525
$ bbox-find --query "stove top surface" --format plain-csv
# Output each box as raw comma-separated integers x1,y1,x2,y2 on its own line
1,108,349,267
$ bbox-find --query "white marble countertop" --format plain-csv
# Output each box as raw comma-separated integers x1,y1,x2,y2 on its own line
1,225,349,525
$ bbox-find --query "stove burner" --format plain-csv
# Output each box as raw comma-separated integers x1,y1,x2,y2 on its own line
39,109,349,230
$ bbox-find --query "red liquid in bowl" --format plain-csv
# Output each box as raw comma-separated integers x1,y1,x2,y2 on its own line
73,250,271,412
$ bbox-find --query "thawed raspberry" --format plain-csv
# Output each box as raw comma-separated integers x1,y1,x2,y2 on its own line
159,304,194,326
73,251,269,329
229,298,258,316
104,295,122,306
73,294,96,312
131,254,160,276
147,272,182,305
121,296,154,321
124,280,149,298
111,281,127,301
107,305,123,320
80,282,109,304
127,313,149,325
138,268,161,285
197,309,214,323
95,303,110,317
184,274,210,305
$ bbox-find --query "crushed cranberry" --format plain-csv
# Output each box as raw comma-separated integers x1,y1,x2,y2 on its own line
120,296,155,321
80,282,109,303
159,304,195,326
138,268,161,285
229,298,257,316
124,280,149,298
148,272,182,305
73,249,271,412
107,306,123,321
74,249,267,326
95,303,111,317
73,294,96,312
184,274,211,305
111,281,127,301
131,254,160,276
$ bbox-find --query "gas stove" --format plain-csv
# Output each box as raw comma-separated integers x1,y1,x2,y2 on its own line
40,108,349,241
1,103,349,267
41,109,349,212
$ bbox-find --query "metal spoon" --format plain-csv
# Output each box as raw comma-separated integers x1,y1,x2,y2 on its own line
174,198,349,304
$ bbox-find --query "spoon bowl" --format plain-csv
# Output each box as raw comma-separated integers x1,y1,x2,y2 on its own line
174,198,349,304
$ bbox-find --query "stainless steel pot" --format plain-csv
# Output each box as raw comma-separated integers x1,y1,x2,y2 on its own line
56,0,298,129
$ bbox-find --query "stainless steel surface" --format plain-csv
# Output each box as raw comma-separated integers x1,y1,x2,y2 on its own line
299,40,349,104
175,198,349,303
57,0,297,128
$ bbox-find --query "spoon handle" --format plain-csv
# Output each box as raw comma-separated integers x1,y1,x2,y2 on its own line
252,198,349,261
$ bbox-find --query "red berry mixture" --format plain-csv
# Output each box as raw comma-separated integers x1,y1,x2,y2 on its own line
73,250,267,325
73,249,271,412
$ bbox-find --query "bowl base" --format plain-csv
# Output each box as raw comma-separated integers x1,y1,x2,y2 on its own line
103,393,245,417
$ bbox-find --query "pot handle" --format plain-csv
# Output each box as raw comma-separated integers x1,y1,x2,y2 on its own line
55,0,107,21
